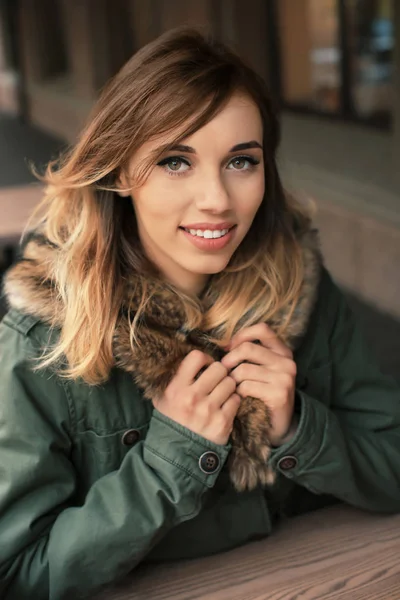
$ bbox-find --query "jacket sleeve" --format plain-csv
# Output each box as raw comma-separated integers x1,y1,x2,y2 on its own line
269,268,400,513
0,322,231,600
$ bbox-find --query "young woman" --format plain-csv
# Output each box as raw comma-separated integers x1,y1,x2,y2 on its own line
1,27,399,600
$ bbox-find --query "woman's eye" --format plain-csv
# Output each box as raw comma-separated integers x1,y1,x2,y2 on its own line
228,156,259,171
157,156,190,175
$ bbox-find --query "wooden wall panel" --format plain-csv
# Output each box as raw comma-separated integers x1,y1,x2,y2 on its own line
59,0,132,96
129,0,216,48
129,0,268,77
232,0,269,80
157,0,215,32
59,0,101,97
19,0,67,83
278,0,312,103
129,0,161,48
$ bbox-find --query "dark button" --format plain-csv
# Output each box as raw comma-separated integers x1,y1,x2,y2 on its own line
121,429,140,446
278,455,298,471
199,451,220,474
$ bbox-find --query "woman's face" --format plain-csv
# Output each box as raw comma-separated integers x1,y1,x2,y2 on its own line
119,93,265,295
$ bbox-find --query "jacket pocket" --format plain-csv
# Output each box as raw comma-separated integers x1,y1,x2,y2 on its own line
297,361,332,406
74,421,151,495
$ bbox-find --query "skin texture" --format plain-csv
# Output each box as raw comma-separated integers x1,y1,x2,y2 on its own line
118,93,297,447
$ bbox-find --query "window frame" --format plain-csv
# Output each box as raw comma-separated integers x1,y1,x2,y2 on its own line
266,0,393,130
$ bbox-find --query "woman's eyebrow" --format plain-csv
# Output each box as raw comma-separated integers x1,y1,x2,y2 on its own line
167,144,196,154
165,140,263,154
229,141,263,152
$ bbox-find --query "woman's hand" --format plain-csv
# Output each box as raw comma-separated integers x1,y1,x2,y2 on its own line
221,323,298,447
154,350,241,446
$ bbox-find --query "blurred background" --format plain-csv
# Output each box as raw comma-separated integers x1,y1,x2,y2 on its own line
0,0,399,379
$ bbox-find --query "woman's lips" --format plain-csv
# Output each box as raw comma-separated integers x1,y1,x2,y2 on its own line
179,225,237,251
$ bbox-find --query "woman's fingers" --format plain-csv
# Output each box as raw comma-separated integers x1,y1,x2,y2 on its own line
222,342,296,376
227,323,293,358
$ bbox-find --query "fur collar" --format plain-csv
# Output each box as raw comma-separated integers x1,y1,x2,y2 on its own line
3,226,323,491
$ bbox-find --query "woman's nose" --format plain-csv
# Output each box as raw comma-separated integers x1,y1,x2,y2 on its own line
195,175,231,213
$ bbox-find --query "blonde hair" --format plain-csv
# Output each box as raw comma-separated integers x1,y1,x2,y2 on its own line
27,27,311,384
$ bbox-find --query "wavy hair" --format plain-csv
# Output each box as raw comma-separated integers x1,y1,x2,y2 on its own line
27,27,311,384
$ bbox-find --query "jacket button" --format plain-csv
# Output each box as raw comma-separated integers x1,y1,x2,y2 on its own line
278,455,298,471
199,451,220,474
121,429,140,446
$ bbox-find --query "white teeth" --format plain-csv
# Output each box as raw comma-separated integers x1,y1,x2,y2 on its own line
185,228,229,238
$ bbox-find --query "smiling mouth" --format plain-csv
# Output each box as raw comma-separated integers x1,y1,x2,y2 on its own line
178,225,236,239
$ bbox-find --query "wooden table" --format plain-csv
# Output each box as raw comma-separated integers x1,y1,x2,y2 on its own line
96,504,400,600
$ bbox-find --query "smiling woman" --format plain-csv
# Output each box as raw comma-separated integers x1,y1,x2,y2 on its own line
1,26,400,600
116,94,265,295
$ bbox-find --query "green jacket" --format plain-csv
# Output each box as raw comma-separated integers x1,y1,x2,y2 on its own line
1,268,400,599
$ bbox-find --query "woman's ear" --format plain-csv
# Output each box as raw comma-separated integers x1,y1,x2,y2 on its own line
115,169,132,197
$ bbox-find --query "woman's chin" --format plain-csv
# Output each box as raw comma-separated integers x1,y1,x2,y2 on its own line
189,256,233,275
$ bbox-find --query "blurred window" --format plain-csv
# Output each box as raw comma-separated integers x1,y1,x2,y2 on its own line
278,0,341,113
271,0,394,128
348,0,394,122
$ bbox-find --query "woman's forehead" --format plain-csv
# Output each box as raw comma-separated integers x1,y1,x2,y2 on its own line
130,94,262,162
